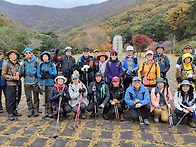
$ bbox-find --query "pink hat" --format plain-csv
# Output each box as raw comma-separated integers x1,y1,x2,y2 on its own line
110,49,118,55
112,76,120,82
145,50,154,56
97,52,108,60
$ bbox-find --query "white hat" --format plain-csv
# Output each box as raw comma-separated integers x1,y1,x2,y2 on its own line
181,80,191,85
126,46,134,51
54,75,67,83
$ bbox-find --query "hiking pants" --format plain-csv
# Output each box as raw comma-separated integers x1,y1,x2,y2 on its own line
153,105,169,122
6,85,21,114
129,103,150,121
87,102,110,114
41,86,53,114
24,84,39,113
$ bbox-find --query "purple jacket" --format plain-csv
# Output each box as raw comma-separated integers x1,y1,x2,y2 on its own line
105,59,123,83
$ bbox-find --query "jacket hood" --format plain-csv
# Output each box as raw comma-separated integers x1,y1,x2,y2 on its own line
40,51,51,62
182,53,193,64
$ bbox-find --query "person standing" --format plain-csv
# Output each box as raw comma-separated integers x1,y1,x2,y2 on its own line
77,47,96,87
177,45,196,65
37,51,57,118
105,49,123,84
138,50,160,91
154,44,170,79
18,48,40,117
122,46,139,90
2,50,22,121
54,47,76,84
0,50,6,113
97,52,108,81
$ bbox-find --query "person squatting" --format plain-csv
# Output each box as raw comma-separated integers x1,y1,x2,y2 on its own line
0,44,196,129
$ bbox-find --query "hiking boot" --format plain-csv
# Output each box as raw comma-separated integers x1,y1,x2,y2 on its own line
154,117,159,123
34,111,39,117
13,111,22,117
81,113,86,119
120,114,125,121
0,109,3,113
8,113,14,121
44,113,49,118
188,121,196,128
28,110,34,117
103,114,109,120
144,119,149,125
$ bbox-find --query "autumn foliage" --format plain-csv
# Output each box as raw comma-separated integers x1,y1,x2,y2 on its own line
167,3,190,31
132,34,153,56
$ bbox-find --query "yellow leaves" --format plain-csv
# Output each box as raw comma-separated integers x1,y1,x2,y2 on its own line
167,3,191,30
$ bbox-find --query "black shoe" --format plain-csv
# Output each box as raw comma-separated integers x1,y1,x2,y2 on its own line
44,114,49,118
103,114,109,120
8,114,14,121
34,112,39,117
14,111,22,116
188,121,196,128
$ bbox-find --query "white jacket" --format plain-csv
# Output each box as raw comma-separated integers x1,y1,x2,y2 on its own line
68,82,89,107
174,91,196,111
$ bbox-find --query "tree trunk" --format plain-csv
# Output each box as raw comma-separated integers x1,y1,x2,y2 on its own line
139,48,142,57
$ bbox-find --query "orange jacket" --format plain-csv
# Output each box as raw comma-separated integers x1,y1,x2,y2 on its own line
138,60,160,87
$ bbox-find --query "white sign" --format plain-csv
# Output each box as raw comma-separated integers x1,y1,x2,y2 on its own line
113,35,123,59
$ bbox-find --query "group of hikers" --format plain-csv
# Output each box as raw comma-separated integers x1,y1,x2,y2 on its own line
0,44,195,129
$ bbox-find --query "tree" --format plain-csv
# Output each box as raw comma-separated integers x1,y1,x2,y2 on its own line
71,27,112,51
167,3,191,40
35,31,59,53
132,34,153,57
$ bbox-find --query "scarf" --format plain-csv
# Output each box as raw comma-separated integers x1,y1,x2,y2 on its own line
99,61,106,75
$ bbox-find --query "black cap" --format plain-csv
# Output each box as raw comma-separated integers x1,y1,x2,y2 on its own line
95,72,102,77
83,47,90,52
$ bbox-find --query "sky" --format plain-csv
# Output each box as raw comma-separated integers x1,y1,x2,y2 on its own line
4,0,108,9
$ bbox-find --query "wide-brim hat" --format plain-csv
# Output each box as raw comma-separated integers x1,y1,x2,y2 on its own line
54,75,67,83
181,80,191,86
132,77,142,81
7,50,20,59
97,52,108,60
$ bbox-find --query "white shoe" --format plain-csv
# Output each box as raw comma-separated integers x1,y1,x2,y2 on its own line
154,117,159,123
144,119,149,125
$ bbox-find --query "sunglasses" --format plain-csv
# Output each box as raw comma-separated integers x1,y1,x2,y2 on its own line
25,52,32,54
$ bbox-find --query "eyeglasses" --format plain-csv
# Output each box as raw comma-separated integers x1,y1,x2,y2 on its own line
111,54,117,56
25,52,32,54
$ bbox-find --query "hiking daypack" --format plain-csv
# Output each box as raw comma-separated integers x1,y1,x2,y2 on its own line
180,63,195,74
141,62,157,78
123,56,138,65
108,60,121,68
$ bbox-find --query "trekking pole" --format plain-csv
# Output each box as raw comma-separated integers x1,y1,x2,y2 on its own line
53,95,62,138
138,109,144,130
85,69,88,87
15,81,19,111
93,85,99,121
42,79,46,117
114,103,119,124
73,92,82,129
165,78,173,126
170,113,187,134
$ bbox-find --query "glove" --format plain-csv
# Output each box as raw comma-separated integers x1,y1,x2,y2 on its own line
157,105,162,109
81,65,90,72
92,86,96,91
79,88,86,93
187,74,193,78
100,104,105,108
176,64,180,69
58,90,64,97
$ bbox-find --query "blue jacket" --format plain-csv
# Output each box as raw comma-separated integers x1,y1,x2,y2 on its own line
37,51,57,86
124,84,150,108
154,53,170,74
0,59,6,86
18,55,39,84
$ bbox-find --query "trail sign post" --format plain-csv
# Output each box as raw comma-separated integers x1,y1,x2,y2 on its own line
113,35,123,60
